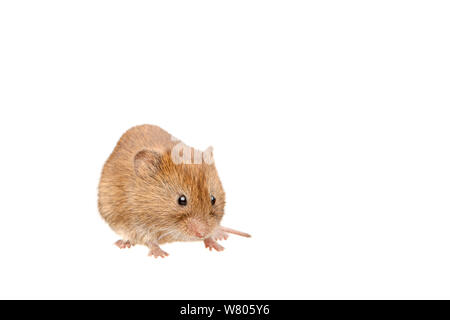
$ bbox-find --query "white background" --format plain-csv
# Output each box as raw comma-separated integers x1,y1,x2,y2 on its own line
0,1,449,299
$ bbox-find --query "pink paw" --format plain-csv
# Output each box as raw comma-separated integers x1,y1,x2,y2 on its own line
204,238,225,252
211,229,229,241
115,240,133,249
148,247,169,258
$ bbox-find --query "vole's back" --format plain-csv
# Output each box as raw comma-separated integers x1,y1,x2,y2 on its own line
98,125,175,233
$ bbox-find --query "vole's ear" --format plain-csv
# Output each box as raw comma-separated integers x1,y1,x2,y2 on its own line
203,146,214,164
134,150,161,179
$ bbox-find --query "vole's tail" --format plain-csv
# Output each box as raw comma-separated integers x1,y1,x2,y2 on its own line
220,226,251,238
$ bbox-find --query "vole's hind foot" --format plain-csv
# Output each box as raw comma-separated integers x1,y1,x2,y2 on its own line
147,243,169,258
204,238,224,252
115,240,133,249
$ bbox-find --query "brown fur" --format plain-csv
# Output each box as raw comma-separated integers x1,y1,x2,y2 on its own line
98,125,225,246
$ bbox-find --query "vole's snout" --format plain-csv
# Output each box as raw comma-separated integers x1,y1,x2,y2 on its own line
193,231,205,238
186,218,208,239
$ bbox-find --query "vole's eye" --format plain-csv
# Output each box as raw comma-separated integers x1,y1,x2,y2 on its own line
211,195,216,205
178,195,187,206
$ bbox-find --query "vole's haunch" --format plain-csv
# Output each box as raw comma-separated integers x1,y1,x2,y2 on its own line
98,125,250,258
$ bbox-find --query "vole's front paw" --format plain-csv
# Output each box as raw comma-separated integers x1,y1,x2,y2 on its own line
148,245,169,258
115,240,133,249
204,238,225,252
210,229,229,241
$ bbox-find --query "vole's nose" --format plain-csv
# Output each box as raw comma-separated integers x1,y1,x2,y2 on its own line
187,218,207,238
193,231,205,238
